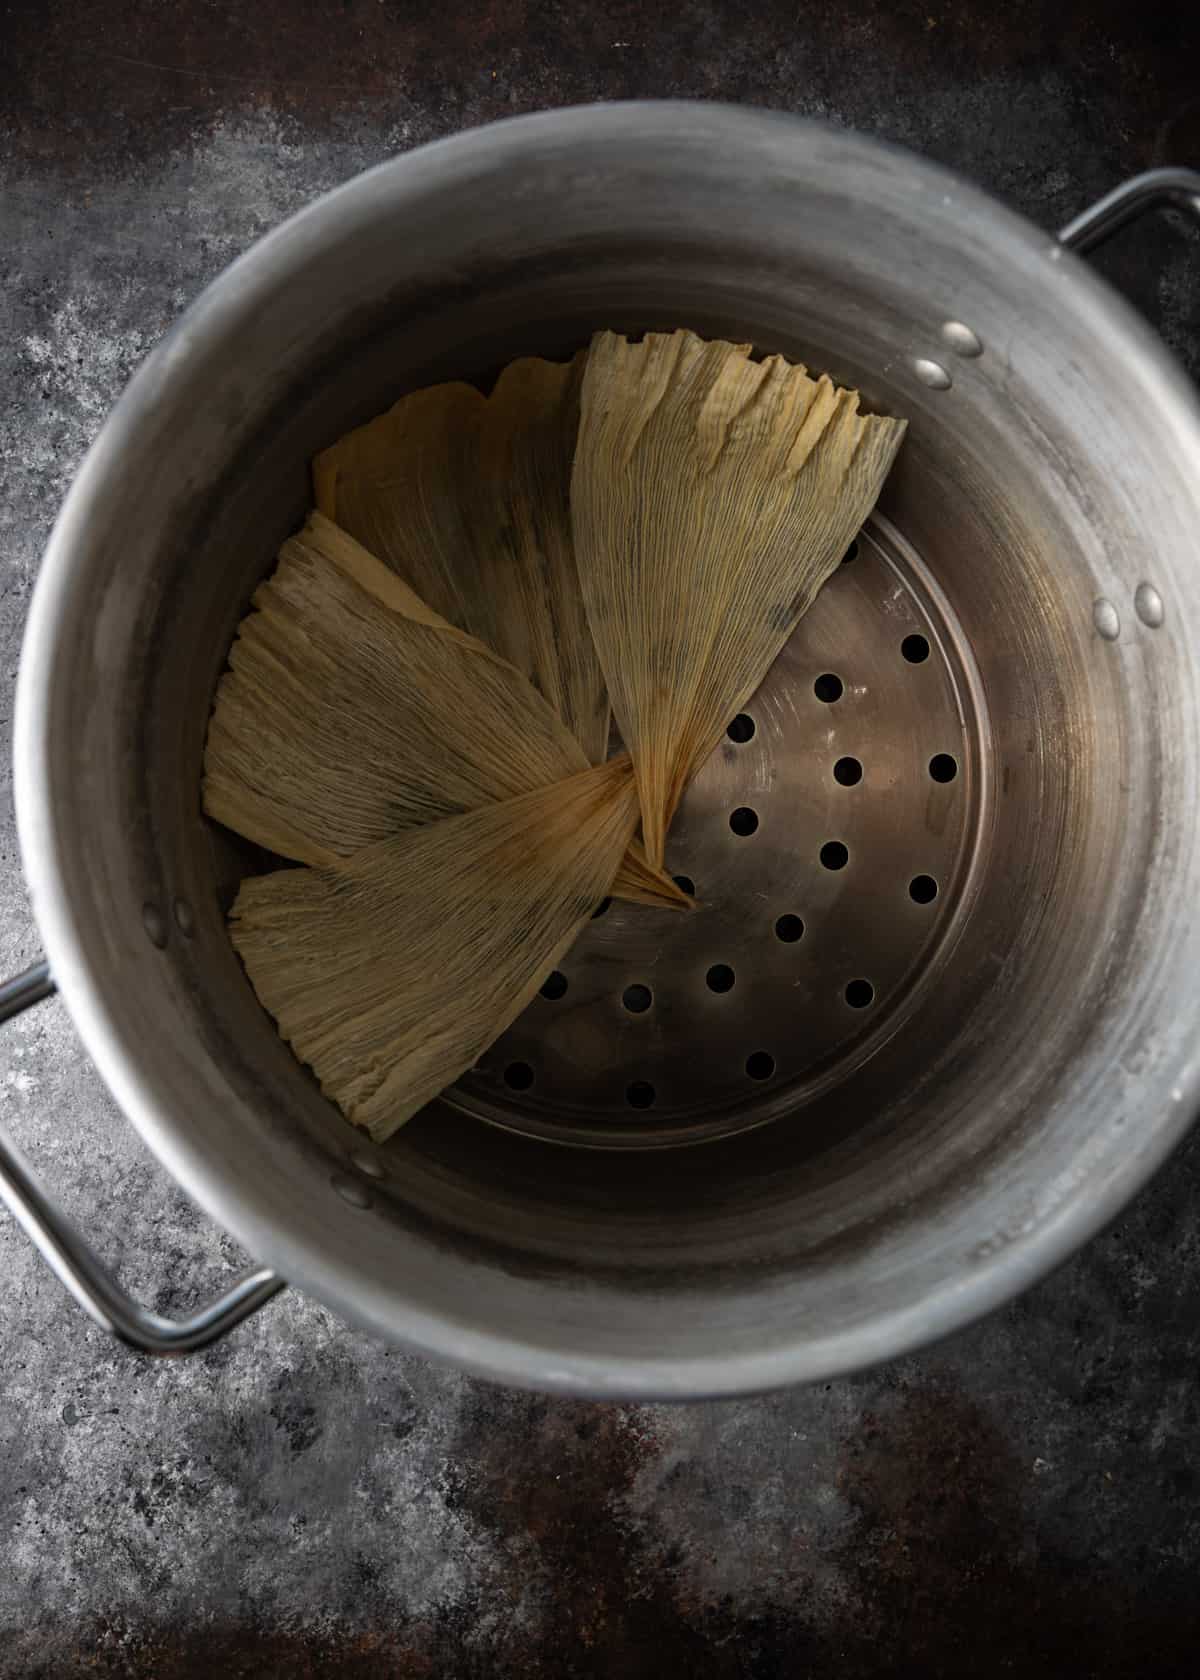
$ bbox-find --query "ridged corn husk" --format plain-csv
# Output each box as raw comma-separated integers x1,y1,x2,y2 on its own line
203,511,687,907
207,332,906,1139
310,361,685,907
230,758,640,1140
573,330,908,868
203,511,587,866
313,356,609,766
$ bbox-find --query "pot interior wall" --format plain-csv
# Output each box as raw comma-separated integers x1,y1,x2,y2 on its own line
28,113,1200,1385
157,270,1133,1273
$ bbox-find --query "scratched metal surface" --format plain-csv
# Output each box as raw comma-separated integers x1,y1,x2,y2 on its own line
1,2,1199,1674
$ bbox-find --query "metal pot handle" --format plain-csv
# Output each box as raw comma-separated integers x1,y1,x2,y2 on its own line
1059,166,1200,251
0,959,283,1353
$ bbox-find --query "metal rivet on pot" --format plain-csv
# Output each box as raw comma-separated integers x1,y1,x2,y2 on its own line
350,1150,386,1180
1093,598,1121,642
173,898,194,936
331,1173,372,1208
1134,582,1164,629
941,321,984,357
913,358,953,390
141,902,167,948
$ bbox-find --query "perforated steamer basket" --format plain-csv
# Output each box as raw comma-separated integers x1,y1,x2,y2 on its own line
5,106,1200,1396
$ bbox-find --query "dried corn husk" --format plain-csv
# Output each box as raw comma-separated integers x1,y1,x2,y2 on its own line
310,366,686,905
231,758,640,1140
203,511,587,866
313,356,609,765
208,332,905,1138
203,511,687,905
573,330,907,868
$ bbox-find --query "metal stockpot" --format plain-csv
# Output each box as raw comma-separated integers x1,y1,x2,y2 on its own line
3,105,1199,1397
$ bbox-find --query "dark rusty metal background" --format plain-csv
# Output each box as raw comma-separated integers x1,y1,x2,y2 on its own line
1,1,1199,1675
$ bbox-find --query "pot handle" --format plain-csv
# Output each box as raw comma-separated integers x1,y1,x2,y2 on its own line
0,958,284,1353
1059,166,1200,251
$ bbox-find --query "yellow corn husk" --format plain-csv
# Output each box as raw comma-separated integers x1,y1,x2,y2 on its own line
230,758,641,1140
572,329,907,868
203,511,589,867
203,510,685,907
313,356,609,766
208,331,908,1139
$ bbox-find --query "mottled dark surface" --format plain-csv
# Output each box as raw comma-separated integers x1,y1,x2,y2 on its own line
1,1,1199,1674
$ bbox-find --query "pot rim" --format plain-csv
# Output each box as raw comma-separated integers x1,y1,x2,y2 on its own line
14,100,1200,1396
